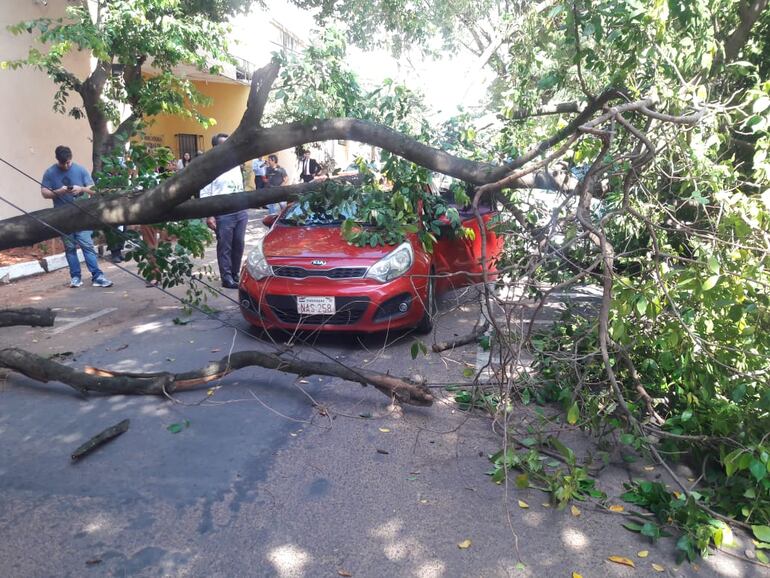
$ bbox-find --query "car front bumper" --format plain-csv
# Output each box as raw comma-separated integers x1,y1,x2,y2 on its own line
238,269,430,333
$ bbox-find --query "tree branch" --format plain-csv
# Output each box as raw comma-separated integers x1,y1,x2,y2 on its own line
0,347,434,407
723,0,769,65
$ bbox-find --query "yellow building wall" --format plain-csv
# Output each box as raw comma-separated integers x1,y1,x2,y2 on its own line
143,80,249,157
0,0,93,221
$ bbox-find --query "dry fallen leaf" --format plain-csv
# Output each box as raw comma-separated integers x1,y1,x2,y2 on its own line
652,563,665,572
542,502,551,508
608,556,635,568
210,348,220,353
643,465,655,471
518,500,529,509
299,379,309,384
609,504,625,513
338,570,352,577
419,499,428,504
637,550,649,558
457,539,472,549
379,427,391,433
572,573,583,578
571,505,581,517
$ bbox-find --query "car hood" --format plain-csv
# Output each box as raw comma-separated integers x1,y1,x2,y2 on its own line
263,225,391,261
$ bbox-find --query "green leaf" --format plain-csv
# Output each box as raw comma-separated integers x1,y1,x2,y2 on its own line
167,423,184,434
707,256,720,274
641,522,659,539
753,96,770,114
701,275,720,291
479,335,491,351
750,459,766,481
411,342,419,359
757,550,769,564
623,522,644,533
463,367,475,378
549,436,575,463
752,526,770,543
636,296,648,316
567,402,579,425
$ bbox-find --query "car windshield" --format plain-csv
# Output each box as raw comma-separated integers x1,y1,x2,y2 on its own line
280,197,362,226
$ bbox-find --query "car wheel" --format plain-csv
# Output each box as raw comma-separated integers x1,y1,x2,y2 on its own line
415,270,436,334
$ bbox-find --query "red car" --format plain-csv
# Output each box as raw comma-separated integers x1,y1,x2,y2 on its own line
238,193,502,333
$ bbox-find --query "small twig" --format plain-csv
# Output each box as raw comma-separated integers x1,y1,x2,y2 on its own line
432,320,490,352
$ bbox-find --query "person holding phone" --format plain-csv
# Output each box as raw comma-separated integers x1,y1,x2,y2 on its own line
41,145,113,288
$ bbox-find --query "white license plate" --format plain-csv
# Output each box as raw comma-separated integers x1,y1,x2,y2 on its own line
296,296,336,315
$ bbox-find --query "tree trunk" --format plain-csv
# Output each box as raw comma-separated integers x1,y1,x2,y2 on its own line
0,308,56,328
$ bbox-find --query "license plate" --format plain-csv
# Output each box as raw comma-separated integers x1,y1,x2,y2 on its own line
296,296,336,315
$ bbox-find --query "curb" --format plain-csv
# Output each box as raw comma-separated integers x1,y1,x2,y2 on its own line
0,245,107,284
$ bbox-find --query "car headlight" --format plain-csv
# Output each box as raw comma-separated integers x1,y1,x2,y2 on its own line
366,241,414,283
246,239,271,280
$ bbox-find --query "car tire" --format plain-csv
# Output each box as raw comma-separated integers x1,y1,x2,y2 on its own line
415,270,436,334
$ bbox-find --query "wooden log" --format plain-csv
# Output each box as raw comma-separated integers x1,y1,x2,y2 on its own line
71,419,130,461
0,307,56,328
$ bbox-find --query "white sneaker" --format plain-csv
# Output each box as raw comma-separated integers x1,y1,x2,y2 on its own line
92,275,114,288
70,276,83,288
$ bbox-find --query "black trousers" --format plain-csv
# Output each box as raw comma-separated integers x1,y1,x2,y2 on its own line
215,210,248,283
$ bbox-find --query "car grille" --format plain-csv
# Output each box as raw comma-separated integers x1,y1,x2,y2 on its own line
265,295,370,326
272,266,367,279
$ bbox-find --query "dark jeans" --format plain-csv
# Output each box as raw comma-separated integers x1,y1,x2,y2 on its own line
215,210,248,283
105,225,124,256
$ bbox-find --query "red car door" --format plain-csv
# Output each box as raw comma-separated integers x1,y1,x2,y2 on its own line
433,196,500,292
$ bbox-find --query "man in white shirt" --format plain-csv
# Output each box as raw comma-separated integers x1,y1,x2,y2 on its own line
252,157,267,189
200,133,247,289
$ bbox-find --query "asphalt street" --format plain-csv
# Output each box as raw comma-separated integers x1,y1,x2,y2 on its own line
0,212,761,577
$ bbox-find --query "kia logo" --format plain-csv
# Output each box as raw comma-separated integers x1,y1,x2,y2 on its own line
311,260,327,266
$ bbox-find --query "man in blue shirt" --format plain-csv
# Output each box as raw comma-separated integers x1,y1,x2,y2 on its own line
41,145,113,288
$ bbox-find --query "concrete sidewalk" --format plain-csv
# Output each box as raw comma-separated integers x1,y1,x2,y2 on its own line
0,245,113,284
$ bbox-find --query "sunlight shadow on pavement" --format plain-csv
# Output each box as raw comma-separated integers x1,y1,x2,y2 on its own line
267,544,311,577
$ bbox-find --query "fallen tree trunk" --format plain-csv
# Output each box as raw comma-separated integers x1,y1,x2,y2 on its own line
0,308,56,328
0,347,434,406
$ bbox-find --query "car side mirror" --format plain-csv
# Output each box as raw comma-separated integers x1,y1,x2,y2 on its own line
262,214,277,227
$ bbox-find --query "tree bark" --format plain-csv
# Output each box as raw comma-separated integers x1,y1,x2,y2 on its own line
71,419,130,461
0,347,434,406
0,308,56,328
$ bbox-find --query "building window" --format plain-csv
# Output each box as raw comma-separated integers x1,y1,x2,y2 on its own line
176,134,201,159
271,22,300,53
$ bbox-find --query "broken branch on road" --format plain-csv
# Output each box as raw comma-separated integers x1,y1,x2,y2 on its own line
0,347,434,407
